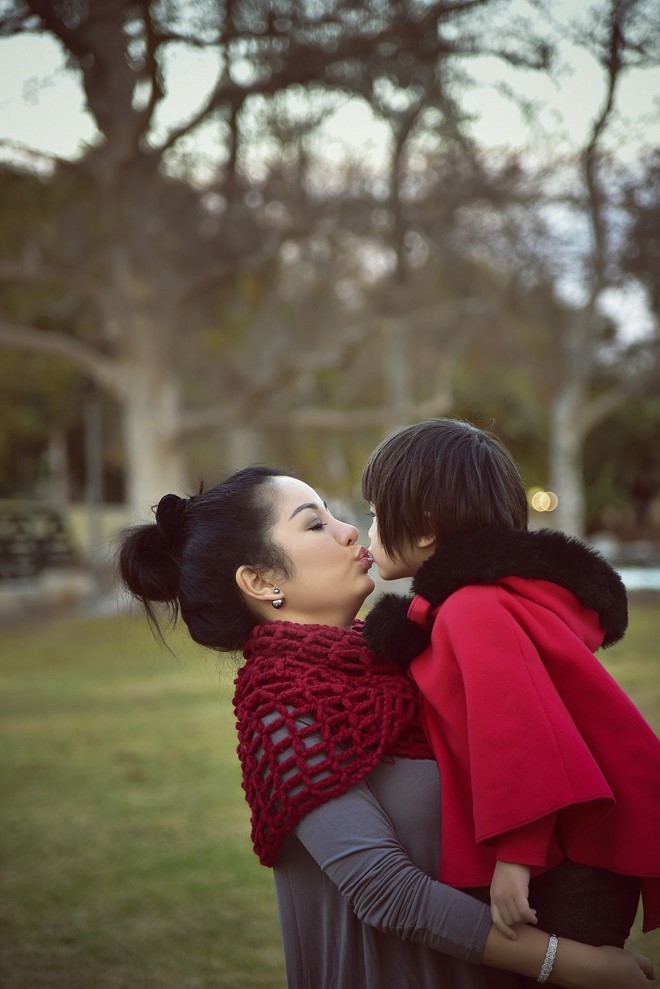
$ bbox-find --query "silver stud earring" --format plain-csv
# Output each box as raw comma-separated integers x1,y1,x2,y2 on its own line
272,589,284,610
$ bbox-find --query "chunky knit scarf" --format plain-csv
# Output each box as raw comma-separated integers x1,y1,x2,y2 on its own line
233,619,433,867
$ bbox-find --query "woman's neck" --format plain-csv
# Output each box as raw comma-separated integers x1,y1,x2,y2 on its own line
266,609,359,629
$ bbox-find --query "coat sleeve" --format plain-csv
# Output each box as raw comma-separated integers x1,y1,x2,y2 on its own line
429,586,615,862
493,815,556,867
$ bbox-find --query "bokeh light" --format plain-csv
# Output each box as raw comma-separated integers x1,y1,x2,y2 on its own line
528,488,559,512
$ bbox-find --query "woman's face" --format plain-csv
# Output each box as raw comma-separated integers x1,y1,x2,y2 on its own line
268,476,375,626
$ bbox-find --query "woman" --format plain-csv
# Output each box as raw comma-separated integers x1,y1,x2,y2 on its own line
118,465,654,989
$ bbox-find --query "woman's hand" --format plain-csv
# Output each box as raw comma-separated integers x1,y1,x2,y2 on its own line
552,943,655,988
632,952,657,982
490,860,537,938
482,924,656,987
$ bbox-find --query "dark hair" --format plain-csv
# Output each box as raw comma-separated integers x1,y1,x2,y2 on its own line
118,465,291,651
361,419,528,559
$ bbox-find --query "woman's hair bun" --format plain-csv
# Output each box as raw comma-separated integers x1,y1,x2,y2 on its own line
119,518,181,605
156,493,188,542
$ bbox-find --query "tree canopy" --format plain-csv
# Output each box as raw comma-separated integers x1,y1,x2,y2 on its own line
0,0,658,535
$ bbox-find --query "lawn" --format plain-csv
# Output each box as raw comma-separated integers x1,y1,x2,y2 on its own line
1,597,658,988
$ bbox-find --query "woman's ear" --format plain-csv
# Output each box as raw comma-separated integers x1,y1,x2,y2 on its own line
235,565,276,603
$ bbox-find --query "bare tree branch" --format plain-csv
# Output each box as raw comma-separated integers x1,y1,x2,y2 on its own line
132,0,167,147
175,324,372,438
175,294,495,439
0,260,103,300
0,139,81,171
0,321,122,396
582,357,660,433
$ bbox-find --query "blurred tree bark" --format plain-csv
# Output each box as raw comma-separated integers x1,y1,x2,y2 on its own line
407,0,660,536
0,0,551,513
0,0,657,533
544,0,660,535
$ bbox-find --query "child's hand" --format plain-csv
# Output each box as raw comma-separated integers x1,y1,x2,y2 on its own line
490,861,537,940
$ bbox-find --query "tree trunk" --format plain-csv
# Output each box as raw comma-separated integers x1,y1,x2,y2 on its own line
226,426,263,474
120,359,187,519
549,390,586,538
383,320,415,429
43,430,70,505
83,391,104,565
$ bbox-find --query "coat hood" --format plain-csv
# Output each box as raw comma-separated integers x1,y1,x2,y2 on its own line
363,527,628,670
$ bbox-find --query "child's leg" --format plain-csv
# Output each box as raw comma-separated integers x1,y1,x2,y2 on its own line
465,862,640,989
515,861,641,989
529,860,640,947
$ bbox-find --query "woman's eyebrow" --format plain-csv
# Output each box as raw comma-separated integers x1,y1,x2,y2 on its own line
289,501,328,520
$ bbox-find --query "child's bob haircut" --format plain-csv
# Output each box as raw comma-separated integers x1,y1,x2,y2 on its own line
362,418,528,561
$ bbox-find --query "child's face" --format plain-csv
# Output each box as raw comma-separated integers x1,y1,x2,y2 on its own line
367,508,435,581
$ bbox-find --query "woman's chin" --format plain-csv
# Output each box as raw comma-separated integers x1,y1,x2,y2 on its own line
361,575,376,598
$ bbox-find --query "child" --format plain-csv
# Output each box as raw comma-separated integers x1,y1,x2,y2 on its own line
361,418,660,978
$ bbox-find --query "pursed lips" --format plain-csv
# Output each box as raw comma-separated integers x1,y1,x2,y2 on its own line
357,546,373,569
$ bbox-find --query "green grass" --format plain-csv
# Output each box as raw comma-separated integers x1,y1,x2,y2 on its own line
1,598,658,987
0,615,285,989
603,597,660,970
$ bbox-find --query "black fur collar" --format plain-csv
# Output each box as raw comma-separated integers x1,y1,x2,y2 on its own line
363,528,628,670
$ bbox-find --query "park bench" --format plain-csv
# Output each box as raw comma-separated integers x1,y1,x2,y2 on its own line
0,502,79,581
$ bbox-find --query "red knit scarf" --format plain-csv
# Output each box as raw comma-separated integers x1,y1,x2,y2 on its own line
233,619,433,867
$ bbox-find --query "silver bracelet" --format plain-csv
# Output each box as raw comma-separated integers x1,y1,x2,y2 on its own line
537,934,559,984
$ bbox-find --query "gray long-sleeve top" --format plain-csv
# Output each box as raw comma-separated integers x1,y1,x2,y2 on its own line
272,756,494,989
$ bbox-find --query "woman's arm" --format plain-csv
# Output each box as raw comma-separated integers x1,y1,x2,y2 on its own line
293,771,491,963
482,924,655,989
294,779,654,988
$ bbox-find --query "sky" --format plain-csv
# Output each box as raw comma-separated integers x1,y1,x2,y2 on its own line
0,1,658,335
0,3,658,165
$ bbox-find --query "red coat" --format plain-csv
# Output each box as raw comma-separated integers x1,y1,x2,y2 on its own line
407,577,660,932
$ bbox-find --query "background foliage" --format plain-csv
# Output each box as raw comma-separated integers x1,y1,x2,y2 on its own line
0,0,659,537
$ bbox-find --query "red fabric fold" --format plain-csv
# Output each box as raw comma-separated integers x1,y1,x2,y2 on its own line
408,578,660,932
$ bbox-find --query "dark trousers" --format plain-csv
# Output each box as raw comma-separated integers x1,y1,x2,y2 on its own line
465,860,641,989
